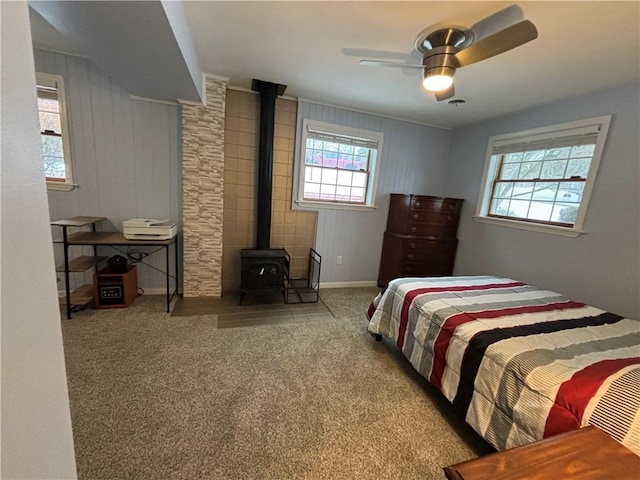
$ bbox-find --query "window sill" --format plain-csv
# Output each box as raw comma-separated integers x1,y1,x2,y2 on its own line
47,181,76,192
473,215,584,238
295,199,377,212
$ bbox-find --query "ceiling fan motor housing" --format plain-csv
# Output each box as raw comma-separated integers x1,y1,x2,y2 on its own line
422,47,460,79
418,28,468,80
416,27,470,52
421,48,459,89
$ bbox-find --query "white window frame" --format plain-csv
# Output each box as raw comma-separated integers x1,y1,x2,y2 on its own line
294,119,383,211
474,115,612,237
36,72,75,191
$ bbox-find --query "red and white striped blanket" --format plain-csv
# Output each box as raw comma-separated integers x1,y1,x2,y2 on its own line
367,276,640,455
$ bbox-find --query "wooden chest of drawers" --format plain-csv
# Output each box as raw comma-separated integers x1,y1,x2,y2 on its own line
378,194,463,287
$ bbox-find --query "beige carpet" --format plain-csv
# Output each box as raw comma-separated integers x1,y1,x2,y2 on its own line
61,289,491,480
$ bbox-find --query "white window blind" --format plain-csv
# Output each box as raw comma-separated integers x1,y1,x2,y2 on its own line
306,126,379,150
493,132,599,157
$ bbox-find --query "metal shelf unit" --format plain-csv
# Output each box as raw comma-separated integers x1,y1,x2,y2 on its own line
51,216,107,316
52,216,179,319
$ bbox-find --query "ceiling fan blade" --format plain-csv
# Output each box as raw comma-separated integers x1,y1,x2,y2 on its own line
359,60,424,69
469,4,524,42
435,85,455,102
455,20,538,67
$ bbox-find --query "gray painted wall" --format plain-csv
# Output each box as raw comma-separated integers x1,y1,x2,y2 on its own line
35,49,182,293
2,3,77,477
296,101,452,284
442,83,640,319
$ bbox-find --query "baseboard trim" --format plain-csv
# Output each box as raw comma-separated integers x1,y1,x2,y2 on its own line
319,281,378,289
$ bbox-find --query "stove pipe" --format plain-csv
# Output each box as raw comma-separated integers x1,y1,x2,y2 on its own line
251,79,287,250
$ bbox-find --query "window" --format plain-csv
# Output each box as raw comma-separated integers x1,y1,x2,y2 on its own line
475,115,611,237
296,119,382,210
36,73,74,190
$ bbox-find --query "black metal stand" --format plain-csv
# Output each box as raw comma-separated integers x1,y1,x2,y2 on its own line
284,248,321,304
96,240,179,314
59,231,178,318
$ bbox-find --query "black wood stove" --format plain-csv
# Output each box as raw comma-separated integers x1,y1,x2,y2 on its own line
239,248,289,304
239,79,289,305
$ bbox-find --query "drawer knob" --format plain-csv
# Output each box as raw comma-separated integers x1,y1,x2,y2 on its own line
447,215,453,221
409,243,415,248
415,202,421,208
410,226,417,232
413,213,418,219
407,254,414,260
406,266,412,272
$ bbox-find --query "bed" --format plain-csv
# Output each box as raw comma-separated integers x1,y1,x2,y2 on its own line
367,275,640,456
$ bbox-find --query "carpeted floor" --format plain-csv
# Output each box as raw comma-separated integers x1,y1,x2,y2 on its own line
61,288,492,479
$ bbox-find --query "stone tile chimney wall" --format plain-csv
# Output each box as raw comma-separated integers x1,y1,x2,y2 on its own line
181,81,316,296
223,90,317,291
181,77,227,297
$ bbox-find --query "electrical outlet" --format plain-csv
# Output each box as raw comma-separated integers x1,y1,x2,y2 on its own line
336,256,343,265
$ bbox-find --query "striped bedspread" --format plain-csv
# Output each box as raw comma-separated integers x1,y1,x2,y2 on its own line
367,276,640,455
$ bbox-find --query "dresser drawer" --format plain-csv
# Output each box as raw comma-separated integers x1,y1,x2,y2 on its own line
404,248,456,263
387,194,463,234
402,260,454,277
406,222,459,237
408,210,459,225
410,196,462,214
404,237,457,254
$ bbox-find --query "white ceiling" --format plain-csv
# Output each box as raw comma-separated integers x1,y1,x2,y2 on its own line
182,1,640,128
29,2,640,129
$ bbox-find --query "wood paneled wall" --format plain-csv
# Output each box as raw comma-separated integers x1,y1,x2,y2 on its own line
296,101,453,285
36,49,453,292
35,49,181,293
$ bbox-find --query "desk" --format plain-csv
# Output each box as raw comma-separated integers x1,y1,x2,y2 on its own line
54,219,178,319
443,426,640,480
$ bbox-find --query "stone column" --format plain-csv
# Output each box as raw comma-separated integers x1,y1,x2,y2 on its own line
181,76,226,297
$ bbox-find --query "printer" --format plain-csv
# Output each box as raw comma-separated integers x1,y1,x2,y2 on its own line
123,218,177,240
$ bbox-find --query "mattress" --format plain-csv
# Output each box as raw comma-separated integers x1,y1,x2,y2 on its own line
367,275,640,455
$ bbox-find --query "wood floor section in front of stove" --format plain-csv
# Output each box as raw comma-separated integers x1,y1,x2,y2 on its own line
171,292,333,329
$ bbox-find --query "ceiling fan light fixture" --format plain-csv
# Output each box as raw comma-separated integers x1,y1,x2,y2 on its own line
358,5,538,101
422,67,455,92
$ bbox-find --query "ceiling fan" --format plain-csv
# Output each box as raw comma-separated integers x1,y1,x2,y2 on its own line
359,5,538,101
